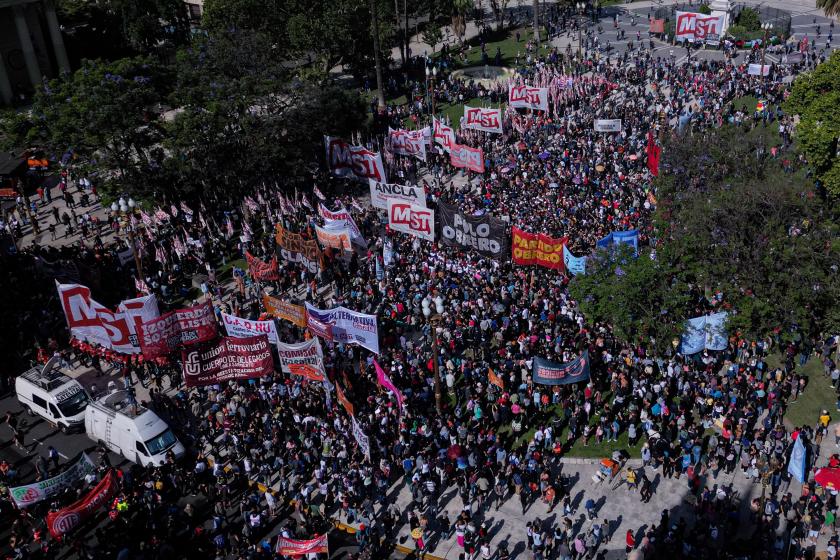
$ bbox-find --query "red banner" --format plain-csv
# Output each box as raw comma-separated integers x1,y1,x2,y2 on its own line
646,131,661,177
275,534,329,556
649,18,665,33
245,251,280,281
511,227,567,271
450,144,485,173
288,363,326,382
139,302,218,359
46,469,119,539
182,335,273,387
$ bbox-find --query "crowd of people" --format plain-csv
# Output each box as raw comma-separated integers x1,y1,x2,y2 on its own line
1,5,839,560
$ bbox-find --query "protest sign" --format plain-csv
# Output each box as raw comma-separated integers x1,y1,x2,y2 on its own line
304,303,380,354
508,84,549,111
245,251,279,281
222,312,279,345
368,180,426,210
315,224,352,251
276,338,324,374
9,453,97,508
288,363,326,382
747,63,771,76
462,106,503,134
596,230,639,253
387,199,435,242
511,228,567,271
450,144,485,173
46,469,119,539
323,136,386,182
594,119,622,132
563,245,587,275
275,225,321,273
680,312,728,354
532,352,591,385
319,203,365,247
139,302,217,359
438,202,508,258
388,128,427,161
351,416,371,460
182,336,273,387
262,295,307,328
275,534,329,556
433,118,456,152
675,11,725,44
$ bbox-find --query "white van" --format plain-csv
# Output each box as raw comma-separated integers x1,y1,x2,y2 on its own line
85,390,185,467
16,357,89,432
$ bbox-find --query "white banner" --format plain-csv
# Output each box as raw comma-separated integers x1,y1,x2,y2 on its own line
319,203,366,247
433,117,456,153
387,199,435,242
368,180,426,210
57,283,159,354
324,136,387,182
9,453,97,507
276,338,325,375
351,415,370,460
304,303,380,354
594,119,622,132
747,63,771,76
508,84,549,111
222,312,279,345
462,106,503,134
388,128,427,161
675,12,725,44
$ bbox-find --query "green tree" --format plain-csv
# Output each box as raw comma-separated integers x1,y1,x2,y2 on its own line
201,0,290,34
734,7,761,32
784,50,840,197
422,22,443,53
818,0,840,17
698,3,712,15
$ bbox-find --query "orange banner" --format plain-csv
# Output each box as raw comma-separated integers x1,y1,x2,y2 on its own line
511,227,567,271
289,363,325,382
263,295,307,328
488,367,504,390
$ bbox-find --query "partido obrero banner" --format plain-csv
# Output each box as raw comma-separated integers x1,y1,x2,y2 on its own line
304,303,380,354
438,202,508,258
9,453,97,508
532,351,591,385
182,335,274,387
511,227,567,271
368,180,426,210
139,301,218,360
222,312,279,345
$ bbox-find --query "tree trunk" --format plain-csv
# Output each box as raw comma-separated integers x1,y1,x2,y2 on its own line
370,0,386,112
533,0,540,44
395,0,404,65
404,0,409,60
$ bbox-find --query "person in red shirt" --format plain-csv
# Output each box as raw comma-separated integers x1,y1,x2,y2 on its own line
626,529,635,553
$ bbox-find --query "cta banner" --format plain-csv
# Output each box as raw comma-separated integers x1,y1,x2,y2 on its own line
263,295,307,328
438,202,508,258
369,180,426,210
182,335,274,387
276,338,324,375
511,228,567,271
462,106,503,134
433,117,456,152
315,224,352,251
245,251,280,281
46,469,119,539
9,453,97,508
387,200,435,242
675,11,725,44
388,128,427,161
532,352,591,385
594,119,622,132
222,312,279,345
508,84,549,111
304,303,380,354
275,534,329,556
57,283,160,354
324,136,386,182
450,144,485,173
139,302,218,360
275,225,321,274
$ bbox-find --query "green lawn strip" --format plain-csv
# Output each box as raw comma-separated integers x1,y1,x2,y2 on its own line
779,355,834,429
217,257,247,282
402,97,503,130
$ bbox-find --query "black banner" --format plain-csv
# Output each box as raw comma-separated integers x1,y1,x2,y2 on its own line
437,202,508,258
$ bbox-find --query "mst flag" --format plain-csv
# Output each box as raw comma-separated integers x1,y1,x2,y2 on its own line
450,144,485,173
508,84,549,111
462,106,503,134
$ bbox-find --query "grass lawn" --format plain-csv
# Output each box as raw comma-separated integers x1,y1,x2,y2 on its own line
402,95,503,130
216,257,247,282
447,27,537,69
779,355,835,429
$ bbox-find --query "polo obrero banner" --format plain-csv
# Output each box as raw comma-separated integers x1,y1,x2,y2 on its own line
532,351,590,385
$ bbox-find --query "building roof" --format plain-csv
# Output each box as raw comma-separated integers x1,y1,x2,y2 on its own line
0,151,26,176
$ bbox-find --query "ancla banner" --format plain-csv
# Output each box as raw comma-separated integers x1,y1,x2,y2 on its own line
462,106,503,134
46,469,119,539
245,251,280,281
450,144,485,173
323,136,386,182
368,180,426,210
387,199,435,242
438,202,508,258
182,335,274,387
263,295,307,328
276,338,325,375
594,119,622,132
388,128,427,161
139,302,218,360
433,117,456,153
508,84,549,111
10,453,97,508
304,303,380,354
511,228,567,271
532,352,591,385
275,534,329,556
222,312,279,345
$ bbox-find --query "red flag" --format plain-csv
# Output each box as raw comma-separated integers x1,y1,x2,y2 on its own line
488,368,504,390
336,382,355,417
646,131,661,177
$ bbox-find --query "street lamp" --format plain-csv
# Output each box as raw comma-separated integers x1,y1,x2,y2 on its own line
111,196,144,280
426,65,438,120
422,294,446,414
577,2,586,57
760,22,773,73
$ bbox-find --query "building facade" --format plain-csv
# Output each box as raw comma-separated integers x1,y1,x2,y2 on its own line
0,0,69,105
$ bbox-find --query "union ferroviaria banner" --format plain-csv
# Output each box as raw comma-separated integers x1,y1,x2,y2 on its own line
511,227,567,271
368,180,426,210
139,301,218,360
388,128,427,161
263,295,307,328
449,144,485,173
387,199,435,242
9,453,97,508
245,251,280,281
532,351,590,385
508,84,549,111
437,202,508,258
323,136,387,182
275,225,321,274
222,312,279,345
46,469,119,539
315,224,352,251
275,534,329,556
57,283,160,354
462,106,503,134
182,335,274,387
276,338,324,375
304,303,380,354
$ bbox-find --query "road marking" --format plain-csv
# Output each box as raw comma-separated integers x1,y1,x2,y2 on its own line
32,438,70,459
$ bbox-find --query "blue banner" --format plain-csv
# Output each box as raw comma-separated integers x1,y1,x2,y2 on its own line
680,312,728,354
563,245,587,275
787,436,808,483
596,230,639,253
532,351,590,385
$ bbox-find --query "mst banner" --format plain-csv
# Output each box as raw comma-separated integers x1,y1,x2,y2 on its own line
433,117,456,152
388,128,427,161
532,352,591,385
511,227,567,271
508,84,549,111
305,303,380,354
438,202,508,258
462,106,503,134
9,453,97,508
323,136,386,182
182,335,273,387
275,225,321,274
275,534,329,556
263,295,307,328
675,11,725,44
450,144,485,173
139,302,218,360
387,199,435,242
222,312,279,345
368,180,426,210
276,338,324,375
47,469,119,539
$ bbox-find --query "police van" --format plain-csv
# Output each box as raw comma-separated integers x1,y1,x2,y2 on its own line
15,357,89,432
